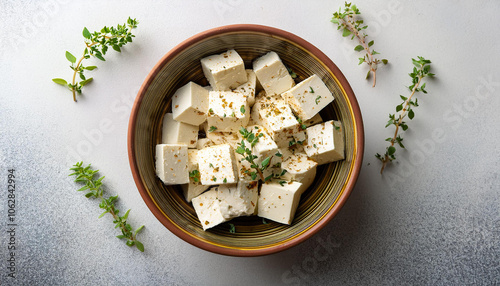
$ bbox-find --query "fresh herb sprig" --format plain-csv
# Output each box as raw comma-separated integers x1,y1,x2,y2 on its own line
53,17,138,102
235,127,272,182
69,162,145,252
331,2,387,87
376,57,435,173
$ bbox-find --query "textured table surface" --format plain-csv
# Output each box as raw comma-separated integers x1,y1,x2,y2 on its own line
1,0,499,285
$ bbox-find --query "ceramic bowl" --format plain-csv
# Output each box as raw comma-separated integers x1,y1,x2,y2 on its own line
128,24,364,256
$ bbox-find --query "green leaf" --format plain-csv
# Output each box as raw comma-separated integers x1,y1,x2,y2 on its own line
387,146,396,155
116,235,126,239
134,225,145,235
66,51,77,63
240,105,246,114
94,53,106,61
80,78,93,86
52,78,67,85
85,66,98,71
112,45,121,52
261,157,271,169
354,45,364,52
135,241,144,252
123,209,131,220
368,40,374,47
342,28,351,37
82,27,91,39
408,109,415,120
381,59,388,64
396,104,403,112
331,18,339,24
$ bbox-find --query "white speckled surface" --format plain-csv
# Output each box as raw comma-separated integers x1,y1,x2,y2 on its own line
1,0,499,285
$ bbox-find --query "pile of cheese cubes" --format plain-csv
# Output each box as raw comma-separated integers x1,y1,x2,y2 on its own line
155,49,345,230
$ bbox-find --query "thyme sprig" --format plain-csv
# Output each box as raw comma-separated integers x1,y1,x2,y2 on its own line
69,162,145,252
376,57,435,173
53,17,138,102
331,2,387,87
235,127,272,182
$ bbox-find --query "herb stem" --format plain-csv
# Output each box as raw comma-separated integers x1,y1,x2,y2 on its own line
69,162,144,251
342,15,377,87
72,52,87,102
380,76,423,173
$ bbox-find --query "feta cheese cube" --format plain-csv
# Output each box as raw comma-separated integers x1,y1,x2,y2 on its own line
161,113,198,148
234,126,282,181
171,81,209,126
254,96,301,148
253,51,295,95
217,180,259,219
197,144,238,185
258,181,303,225
155,144,189,185
281,74,335,121
304,120,345,165
234,70,257,107
181,150,210,202
204,129,240,149
201,49,247,91
207,91,250,132
192,188,227,230
281,151,318,195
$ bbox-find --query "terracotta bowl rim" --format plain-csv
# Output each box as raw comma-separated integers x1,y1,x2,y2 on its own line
128,24,364,256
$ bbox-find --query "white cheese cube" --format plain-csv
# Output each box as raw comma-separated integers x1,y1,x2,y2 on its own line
253,51,295,95
234,126,282,181
161,113,198,148
207,91,250,132
255,97,301,148
258,181,303,225
234,70,257,107
197,144,238,185
192,188,227,230
281,74,335,121
304,120,345,165
181,150,210,202
171,81,209,126
204,128,240,149
155,144,189,185
196,138,215,149
281,151,317,195
201,49,247,91
217,180,259,219
242,125,278,156
234,151,255,181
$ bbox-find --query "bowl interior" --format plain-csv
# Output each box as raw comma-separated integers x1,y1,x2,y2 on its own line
129,25,362,256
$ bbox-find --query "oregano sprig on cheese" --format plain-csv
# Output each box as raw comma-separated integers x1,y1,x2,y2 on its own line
376,57,435,173
69,162,145,252
235,127,272,182
52,17,138,102
331,2,387,87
